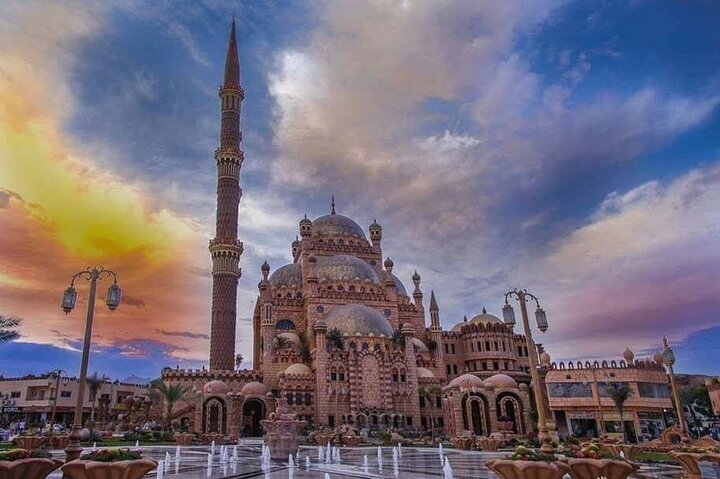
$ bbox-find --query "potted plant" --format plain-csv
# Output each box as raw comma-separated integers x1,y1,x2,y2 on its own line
563,441,639,479
669,446,720,479
487,446,569,479
497,415,514,432
61,448,157,479
174,432,194,446
0,448,63,479
477,436,502,452
51,434,71,449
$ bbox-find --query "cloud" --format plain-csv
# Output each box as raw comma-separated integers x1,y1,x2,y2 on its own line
527,162,720,360
156,329,209,340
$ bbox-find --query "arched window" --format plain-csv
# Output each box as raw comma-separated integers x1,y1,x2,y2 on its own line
305,393,312,405
275,319,295,330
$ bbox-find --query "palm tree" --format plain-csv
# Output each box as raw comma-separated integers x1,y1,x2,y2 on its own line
0,315,21,343
85,372,104,440
326,328,343,350
152,380,192,429
298,332,311,362
235,353,244,370
419,385,442,441
606,383,632,442
391,324,406,349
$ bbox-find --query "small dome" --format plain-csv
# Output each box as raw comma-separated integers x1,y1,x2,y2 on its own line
384,257,394,268
417,367,435,379
452,308,503,331
378,271,408,295
312,214,366,239
316,255,379,283
324,304,394,337
540,352,551,366
241,381,268,396
412,270,421,282
269,263,302,287
623,347,635,363
447,374,485,390
203,380,230,395
261,260,270,272
411,337,429,353
284,363,312,376
485,374,519,389
653,351,664,365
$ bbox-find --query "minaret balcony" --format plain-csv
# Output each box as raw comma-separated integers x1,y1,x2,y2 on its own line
215,144,244,159
219,84,245,99
209,238,244,256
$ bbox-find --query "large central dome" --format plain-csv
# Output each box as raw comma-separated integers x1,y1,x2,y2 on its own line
316,255,379,283
269,263,302,287
313,214,366,239
324,304,394,337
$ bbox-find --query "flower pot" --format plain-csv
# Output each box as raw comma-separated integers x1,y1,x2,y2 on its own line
564,458,639,479
61,458,158,479
174,433,193,446
0,458,63,479
452,436,473,450
477,437,502,452
314,433,334,445
204,432,224,445
51,435,70,449
486,459,571,479
12,436,45,450
342,435,361,446
669,452,704,479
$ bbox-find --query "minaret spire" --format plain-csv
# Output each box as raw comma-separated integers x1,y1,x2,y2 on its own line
209,20,245,371
331,195,336,214
223,18,240,88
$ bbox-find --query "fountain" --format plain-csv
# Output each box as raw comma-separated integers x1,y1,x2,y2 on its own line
443,456,454,479
261,396,308,460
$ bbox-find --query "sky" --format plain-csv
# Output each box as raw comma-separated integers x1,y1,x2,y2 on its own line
0,0,719,381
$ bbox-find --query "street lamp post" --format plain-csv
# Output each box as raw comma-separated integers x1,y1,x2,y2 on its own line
60,267,121,463
657,337,688,440
503,288,554,454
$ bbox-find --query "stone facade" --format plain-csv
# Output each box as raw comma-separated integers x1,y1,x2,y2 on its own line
544,351,673,442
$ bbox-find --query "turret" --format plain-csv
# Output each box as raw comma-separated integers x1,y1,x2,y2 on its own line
369,219,382,257
291,236,300,259
429,290,440,331
299,215,312,238
412,270,423,307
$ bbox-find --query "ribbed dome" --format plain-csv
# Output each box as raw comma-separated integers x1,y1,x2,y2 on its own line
485,373,519,389
447,374,485,389
452,309,503,331
316,255,379,283
284,363,312,376
324,304,393,337
269,263,302,287
203,380,230,395
241,381,268,396
379,271,408,295
411,337,429,353
417,367,435,379
313,214,366,238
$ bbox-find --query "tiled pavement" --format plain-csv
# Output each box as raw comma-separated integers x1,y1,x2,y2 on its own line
46,441,719,479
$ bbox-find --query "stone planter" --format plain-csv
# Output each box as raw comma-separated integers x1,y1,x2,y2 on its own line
498,421,514,432
452,436,473,450
486,460,571,479
61,459,158,479
174,433,193,446
0,458,63,479
564,458,639,479
603,444,636,460
51,435,70,449
477,436,502,452
12,436,45,450
204,432,224,445
669,452,705,479
342,435,361,447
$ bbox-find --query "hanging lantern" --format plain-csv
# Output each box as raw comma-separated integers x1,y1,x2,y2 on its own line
61,286,77,314
502,303,516,325
535,307,548,332
106,283,122,311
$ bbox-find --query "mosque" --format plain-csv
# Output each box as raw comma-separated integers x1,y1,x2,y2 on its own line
161,21,534,439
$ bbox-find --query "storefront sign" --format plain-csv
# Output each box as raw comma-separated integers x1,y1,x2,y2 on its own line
1,406,22,413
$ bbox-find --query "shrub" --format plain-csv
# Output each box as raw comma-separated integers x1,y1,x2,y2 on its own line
81,448,143,462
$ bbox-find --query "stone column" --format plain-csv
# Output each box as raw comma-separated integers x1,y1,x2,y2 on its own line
402,325,421,426
314,320,329,427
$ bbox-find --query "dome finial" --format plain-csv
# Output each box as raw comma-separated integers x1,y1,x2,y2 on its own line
331,195,336,214
482,306,487,314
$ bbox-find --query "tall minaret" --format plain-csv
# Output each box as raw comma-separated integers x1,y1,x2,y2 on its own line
209,20,244,371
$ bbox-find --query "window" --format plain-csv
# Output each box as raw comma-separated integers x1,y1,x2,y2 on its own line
287,392,294,405
482,362,488,371
471,343,475,352
407,417,413,426
60,391,71,398
400,372,407,383
331,372,337,381
524,346,528,356
329,415,335,427
478,341,482,351
493,361,499,370
518,346,523,356
295,392,302,404
502,342,506,352
10,391,20,398
444,344,449,354
446,365,451,375
451,344,456,354
275,319,295,330
437,417,444,427
638,382,670,398
436,396,441,408
338,372,345,381
494,341,499,351
305,393,312,405
485,341,490,351
547,382,593,398
421,417,427,428
453,364,458,374
419,396,426,408
393,369,399,382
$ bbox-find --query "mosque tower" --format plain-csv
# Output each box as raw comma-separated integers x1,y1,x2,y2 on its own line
209,20,244,371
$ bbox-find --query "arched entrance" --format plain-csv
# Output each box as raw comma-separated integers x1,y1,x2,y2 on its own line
462,394,489,435
203,398,226,434
497,394,524,434
242,398,265,437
